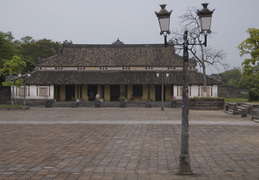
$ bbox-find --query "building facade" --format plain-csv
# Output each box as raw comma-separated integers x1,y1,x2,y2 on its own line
14,40,219,102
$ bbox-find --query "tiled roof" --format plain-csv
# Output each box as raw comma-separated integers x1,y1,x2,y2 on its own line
25,70,219,85
37,43,196,67
30,43,216,86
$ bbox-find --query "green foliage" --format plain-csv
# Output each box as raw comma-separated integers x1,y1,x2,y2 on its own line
118,96,126,101
0,56,26,76
0,31,62,84
248,90,259,101
238,28,259,67
218,68,242,87
70,97,76,102
0,31,17,62
238,28,259,98
224,98,249,102
239,71,259,98
15,37,61,72
0,56,26,86
2,79,23,87
2,80,15,87
0,31,18,84
17,37,61,64
191,97,224,100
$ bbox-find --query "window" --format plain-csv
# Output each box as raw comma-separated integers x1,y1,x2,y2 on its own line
19,86,30,97
36,86,50,97
177,86,182,97
133,85,143,96
200,86,212,97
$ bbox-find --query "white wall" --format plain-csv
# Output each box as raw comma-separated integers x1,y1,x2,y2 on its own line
14,85,54,100
13,84,218,101
212,85,218,97
173,85,218,99
190,85,199,97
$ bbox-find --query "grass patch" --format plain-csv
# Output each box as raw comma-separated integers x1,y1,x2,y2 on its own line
224,98,248,102
240,91,249,95
191,97,224,99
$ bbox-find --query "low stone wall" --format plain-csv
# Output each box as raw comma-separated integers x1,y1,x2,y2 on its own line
13,100,46,106
50,101,183,108
218,86,247,98
6,99,224,110
189,98,225,110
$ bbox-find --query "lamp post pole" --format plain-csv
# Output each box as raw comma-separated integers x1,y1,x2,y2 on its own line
23,82,26,110
161,83,164,111
155,3,214,175
21,73,31,110
178,30,192,174
157,72,169,111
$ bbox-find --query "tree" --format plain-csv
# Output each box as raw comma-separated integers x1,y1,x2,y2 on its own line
0,55,26,104
218,68,242,87
17,37,61,61
16,37,61,72
0,55,26,86
238,28,259,100
0,31,19,62
0,31,18,83
171,7,227,96
0,31,62,85
0,32,15,60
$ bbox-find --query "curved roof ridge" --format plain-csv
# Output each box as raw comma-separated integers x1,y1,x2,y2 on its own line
36,43,196,68
61,43,172,48
37,53,61,64
191,70,220,83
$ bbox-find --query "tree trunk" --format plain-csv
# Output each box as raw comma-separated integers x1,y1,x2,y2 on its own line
201,46,207,97
12,85,14,105
202,63,207,97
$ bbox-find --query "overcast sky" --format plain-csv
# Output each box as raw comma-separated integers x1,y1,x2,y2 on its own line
1,0,259,74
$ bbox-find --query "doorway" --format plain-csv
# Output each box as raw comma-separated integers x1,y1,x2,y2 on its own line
88,85,97,101
110,85,120,101
155,85,165,101
65,85,75,101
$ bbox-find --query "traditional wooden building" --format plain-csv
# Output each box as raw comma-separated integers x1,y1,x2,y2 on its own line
14,40,219,102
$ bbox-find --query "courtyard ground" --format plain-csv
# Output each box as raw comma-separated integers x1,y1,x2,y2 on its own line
0,107,259,179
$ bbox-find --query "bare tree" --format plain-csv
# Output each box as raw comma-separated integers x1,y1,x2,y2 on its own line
171,7,228,97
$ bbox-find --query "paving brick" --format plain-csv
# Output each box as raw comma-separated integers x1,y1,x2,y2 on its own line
0,107,259,179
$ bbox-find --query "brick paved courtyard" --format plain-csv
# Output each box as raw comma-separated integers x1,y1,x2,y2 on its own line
0,108,259,179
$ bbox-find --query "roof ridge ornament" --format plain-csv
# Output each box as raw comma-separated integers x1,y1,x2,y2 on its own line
112,38,124,45
63,40,73,44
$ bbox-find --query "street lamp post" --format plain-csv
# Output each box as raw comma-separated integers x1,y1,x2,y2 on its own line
156,72,164,111
161,83,164,110
157,72,170,111
155,3,214,175
23,80,26,109
20,73,31,110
